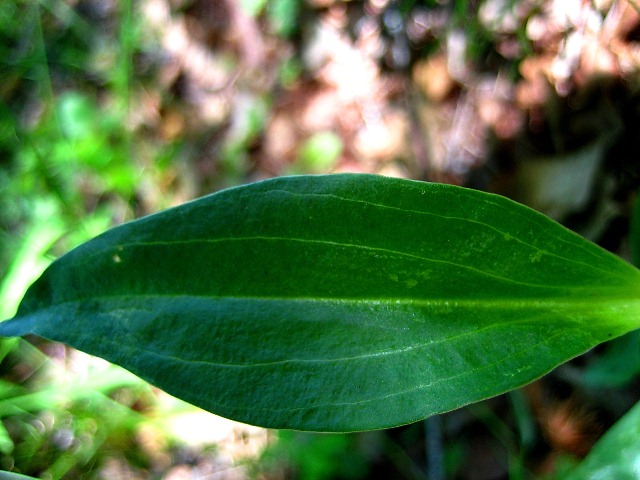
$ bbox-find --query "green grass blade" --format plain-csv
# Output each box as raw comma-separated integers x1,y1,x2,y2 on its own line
1,174,639,431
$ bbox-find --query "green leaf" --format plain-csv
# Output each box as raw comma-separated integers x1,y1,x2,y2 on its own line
0,472,40,480
631,190,640,267
1,174,639,432
564,400,640,480
580,331,640,388
267,0,299,37
295,132,343,173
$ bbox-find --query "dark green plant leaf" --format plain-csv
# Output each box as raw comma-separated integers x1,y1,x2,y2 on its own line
579,331,640,388
1,174,639,432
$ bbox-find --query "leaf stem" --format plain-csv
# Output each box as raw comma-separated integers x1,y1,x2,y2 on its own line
425,415,444,480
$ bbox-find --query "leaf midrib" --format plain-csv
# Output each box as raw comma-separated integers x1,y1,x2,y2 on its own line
20,292,640,314
10,293,633,371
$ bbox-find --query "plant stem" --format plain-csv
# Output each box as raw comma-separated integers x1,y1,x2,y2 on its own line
425,415,444,480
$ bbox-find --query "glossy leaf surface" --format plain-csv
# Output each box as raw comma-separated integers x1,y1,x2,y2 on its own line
1,174,639,431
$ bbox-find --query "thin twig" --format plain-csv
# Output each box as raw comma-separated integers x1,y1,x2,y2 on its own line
425,415,444,480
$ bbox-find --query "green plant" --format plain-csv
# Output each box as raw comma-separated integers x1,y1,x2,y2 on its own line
1,174,639,476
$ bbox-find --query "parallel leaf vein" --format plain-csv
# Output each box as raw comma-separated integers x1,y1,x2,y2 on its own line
98,311,559,369
264,189,613,275
100,236,598,290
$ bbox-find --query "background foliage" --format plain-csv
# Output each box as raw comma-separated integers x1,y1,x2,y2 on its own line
1,0,640,478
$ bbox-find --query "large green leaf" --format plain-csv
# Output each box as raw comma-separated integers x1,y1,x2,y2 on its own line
1,174,639,432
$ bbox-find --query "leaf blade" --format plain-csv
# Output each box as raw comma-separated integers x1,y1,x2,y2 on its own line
565,400,640,480
1,174,640,431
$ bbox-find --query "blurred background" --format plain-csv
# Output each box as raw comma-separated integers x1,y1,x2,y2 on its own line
1,0,640,478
